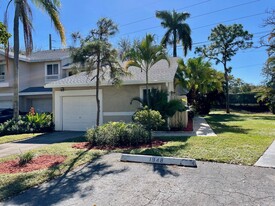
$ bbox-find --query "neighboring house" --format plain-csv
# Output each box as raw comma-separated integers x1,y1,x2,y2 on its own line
45,58,179,131
0,49,72,113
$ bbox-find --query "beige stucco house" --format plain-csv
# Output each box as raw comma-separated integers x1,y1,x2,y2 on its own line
45,58,179,131
0,49,72,113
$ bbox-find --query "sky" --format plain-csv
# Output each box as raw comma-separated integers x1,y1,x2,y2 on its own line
0,0,274,85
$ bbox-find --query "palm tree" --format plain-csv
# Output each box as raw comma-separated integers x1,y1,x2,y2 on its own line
156,10,192,57
4,0,65,119
175,57,223,105
125,34,169,107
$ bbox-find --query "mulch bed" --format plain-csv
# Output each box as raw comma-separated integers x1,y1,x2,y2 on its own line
72,140,166,150
0,155,66,174
183,117,193,131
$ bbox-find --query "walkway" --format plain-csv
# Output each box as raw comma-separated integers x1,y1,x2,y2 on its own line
255,140,275,169
153,116,217,137
2,153,275,206
0,132,84,158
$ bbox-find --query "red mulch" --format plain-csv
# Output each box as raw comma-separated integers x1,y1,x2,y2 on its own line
0,155,66,174
183,118,193,131
72,140,166,151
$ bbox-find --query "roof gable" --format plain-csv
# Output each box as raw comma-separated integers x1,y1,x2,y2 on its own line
45,57,179,88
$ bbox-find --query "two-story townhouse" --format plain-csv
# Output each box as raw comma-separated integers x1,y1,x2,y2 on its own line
0,49,72,113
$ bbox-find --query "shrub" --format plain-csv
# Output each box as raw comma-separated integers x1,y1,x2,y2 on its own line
133,109,165,131
85,122,150,147
18,152,35,166
0,113,54,136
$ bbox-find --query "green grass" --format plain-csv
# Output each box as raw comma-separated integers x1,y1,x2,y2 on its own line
126,112,275,165
0,137,107,201
0,133,43,144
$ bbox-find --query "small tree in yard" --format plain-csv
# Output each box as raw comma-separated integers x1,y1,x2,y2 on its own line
195,24,253,113
124,34,169,107
71,18,126,126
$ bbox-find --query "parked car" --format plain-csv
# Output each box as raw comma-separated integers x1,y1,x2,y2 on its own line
0,109,27,123
0,109,13,123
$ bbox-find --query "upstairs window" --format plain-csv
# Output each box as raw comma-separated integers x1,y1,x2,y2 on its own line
0,64,5,82
45,63,59,82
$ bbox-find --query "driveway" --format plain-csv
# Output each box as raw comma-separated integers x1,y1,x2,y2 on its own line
2,153,275,206
0,132,84,158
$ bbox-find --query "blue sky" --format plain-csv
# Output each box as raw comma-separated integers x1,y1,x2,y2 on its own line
1,0,274,85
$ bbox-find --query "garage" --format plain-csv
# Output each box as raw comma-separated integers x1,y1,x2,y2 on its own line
54,90,102,131
62,96,97,131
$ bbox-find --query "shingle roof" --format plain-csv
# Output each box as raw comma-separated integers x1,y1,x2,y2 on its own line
45,57,179,88
0,49,70,62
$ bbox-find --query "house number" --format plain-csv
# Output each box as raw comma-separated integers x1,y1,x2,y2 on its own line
149,157,164,163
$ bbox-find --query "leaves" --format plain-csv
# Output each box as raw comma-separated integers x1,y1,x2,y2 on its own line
156,10,192,57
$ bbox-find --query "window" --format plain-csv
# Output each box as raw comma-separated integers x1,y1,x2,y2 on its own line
139,85,161,103
0,65,5,82
45,63,59,82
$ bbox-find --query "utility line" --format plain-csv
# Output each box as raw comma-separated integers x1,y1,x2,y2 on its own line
120,0,211,27
120,0,259,28
121,12,266,36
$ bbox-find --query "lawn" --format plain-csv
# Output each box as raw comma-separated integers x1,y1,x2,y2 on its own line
0,133,43,144
0,137,106,201
127,111,275,165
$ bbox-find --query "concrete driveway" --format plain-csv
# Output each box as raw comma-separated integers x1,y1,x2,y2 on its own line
0,132,84,158
2,153,275,206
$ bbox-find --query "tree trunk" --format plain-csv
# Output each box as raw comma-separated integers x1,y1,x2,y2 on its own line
96,54,101,126
146,69,150,107
173,30,177,57
13,3,20,119
224,64,230,114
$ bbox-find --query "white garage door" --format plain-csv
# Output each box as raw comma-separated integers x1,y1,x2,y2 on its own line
32,98,52,113
62,96,97,131
0,101,12,109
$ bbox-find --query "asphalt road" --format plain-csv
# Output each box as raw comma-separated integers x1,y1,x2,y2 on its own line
2,153,275,206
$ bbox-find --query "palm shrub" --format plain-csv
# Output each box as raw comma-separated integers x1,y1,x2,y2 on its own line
85,122,150,147
131,89,186,128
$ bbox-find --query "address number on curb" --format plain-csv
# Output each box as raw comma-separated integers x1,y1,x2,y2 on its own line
120,154,197,167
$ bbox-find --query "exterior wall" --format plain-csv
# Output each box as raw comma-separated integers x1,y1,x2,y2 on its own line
20,95,52,113
53,83,167,129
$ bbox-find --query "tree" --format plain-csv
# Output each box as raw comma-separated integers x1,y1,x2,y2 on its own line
175,57,224,114
195,24,253,113
0,22,11,46
125,34,169,107
71,18,126,126
4,0,65,119
258,10,275,113
156,10,192,57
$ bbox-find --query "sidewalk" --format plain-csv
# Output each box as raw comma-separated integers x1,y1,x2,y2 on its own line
255,140,275,169
152,116,217,137
0,131,84,158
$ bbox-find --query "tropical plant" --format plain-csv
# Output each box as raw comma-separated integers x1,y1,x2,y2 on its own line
71,18,127,126
133,109,165,131
176,57,224,106
156,10,192,57
125,34,169,107
0,113,54,136
195,24,253,113
85,122,150,147
131,89,186,119
4,0,66,119
0,22,11,46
